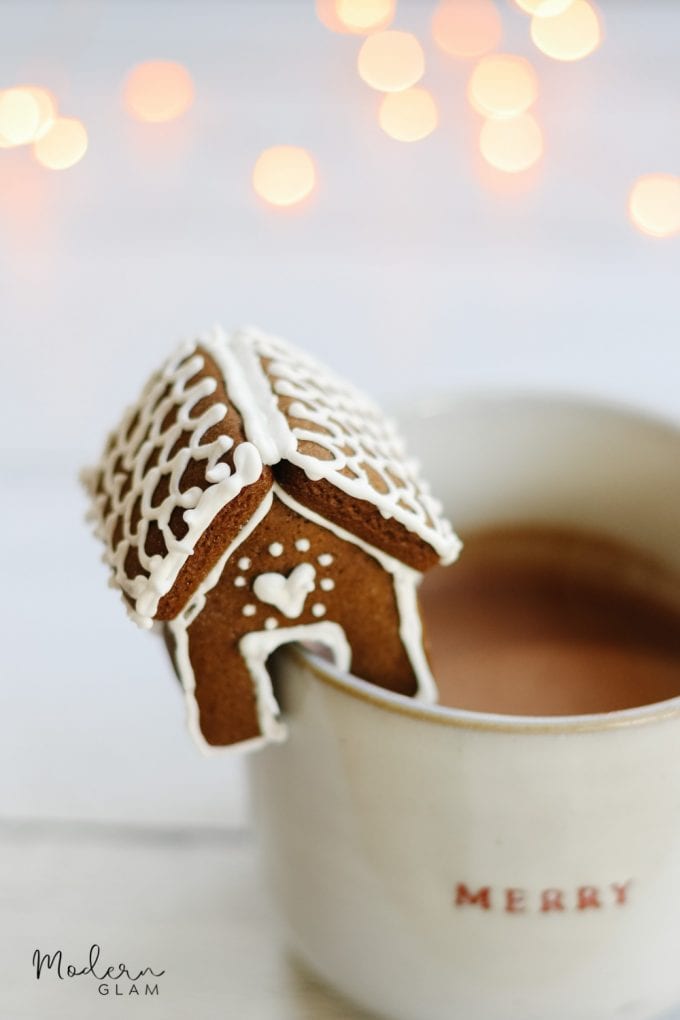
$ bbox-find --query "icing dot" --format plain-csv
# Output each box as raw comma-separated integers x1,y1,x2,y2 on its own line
269,542,284,557
295,538,311,552
264,617,278,630
238,557,251,570
312,603,326,617
320,578,335,591
317,554,333,567
242,604,256,617
234,576,246,588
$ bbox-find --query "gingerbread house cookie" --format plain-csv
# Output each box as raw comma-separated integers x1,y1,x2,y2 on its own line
84,326,461,749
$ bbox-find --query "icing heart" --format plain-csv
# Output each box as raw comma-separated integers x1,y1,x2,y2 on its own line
253,563,316,619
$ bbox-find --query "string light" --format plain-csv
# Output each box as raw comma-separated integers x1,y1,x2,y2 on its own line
531,0,602,61
0,88,42,146
27,87,57,139
252,145,317,208
315,0,351,33
468,55,538,119
628,175,680,238
431,0,502,60
514,0,573,15
378,87,438,141
479,113,543,173
336,0,395,33
357,31,425,92
33,116,88,170
123,61,194,123
2,86,57,144
316,0,394,34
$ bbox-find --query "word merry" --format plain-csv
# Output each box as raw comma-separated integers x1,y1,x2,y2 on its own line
453,880,633,913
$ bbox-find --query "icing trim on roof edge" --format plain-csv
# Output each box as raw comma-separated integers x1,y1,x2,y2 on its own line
85,337,267,629
207,325,462,566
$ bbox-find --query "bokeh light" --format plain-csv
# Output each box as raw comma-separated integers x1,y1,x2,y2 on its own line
0,86,58,145
628,175,680,239
0,115,17,148
531,0,602,61
337,0,395,32
33,117,88,170
0,88,42,145
468,55,538,119
316,0,394,33
252,145,317,208
357,31,425,92
24,87,57,140
479,113,543,173
123,61,195,123
316,0,351,33
432,0,502,60
378,87,438,141
514,0,573,16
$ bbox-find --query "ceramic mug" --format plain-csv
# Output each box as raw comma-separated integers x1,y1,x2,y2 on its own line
247,393,680,1020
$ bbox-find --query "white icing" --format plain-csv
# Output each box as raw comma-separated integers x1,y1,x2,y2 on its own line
84,339,265,627
234,576,246,587
170,590,350,753
87,325,457,752
181,492,273,627
320,577,335,591
242,604,256,617
166,492,278,754
87,325,459,634
239,621,352,743
268,542,284,557
168,483,436,753
275,484,438,704
204,325,460,565
168,615,278,757
206,326,296,467
253,563,316,619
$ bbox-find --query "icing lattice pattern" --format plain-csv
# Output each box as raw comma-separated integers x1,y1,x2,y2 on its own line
229,328,459,563
85,341,264,627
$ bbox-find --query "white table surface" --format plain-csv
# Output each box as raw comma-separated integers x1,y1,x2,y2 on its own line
2,1,679,1016
1,817,377,1020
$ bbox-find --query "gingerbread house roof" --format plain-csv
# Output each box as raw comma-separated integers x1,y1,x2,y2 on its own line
85,327,460,628
212,327,458,563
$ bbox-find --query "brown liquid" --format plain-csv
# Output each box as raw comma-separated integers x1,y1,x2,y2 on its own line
420,526,680,716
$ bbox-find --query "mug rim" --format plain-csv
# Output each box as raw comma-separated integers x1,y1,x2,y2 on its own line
291,390,680,736
292,645,680,734
391,385,680,440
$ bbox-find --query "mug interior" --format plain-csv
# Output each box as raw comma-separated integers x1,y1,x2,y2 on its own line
291,392,680,732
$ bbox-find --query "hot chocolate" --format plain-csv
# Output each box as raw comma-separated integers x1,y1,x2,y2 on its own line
420,525,680,716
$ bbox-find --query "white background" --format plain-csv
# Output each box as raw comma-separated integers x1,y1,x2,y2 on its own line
1,0,679,828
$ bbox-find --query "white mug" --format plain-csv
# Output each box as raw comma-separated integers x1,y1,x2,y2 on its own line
247,393,680,1020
